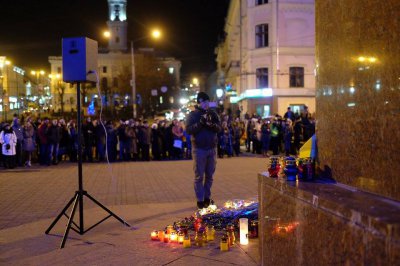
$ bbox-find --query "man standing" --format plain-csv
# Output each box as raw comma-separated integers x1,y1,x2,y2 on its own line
186,92,221,209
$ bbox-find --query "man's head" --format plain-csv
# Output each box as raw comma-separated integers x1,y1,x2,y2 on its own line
197,92,210,109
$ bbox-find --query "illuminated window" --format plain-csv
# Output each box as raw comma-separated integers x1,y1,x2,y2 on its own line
256,105,270,118
289,67,304,87
256,0,268,5
256,68,268,88
169,67,174,74
255,24,268,48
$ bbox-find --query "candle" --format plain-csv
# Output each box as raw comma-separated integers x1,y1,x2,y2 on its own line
249,220,259,238
195,228,205,247
206,225,215,241
151,230,158,241
164,231,170,243
166,225,174,234
183,234,191,248
158,230,165,242
226,224,235,246
220,234,229,251
239,218,249,245
178,232,185,244
170,231,178,242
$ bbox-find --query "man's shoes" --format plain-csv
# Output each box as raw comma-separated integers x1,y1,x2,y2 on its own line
197,201,204,209
204,198,211,208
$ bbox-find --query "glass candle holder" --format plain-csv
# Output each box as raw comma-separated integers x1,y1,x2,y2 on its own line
178,231,185,244
166,225,174,234
164,230,170,243
158,230,165,242
151,230,158,241
206,225,215,241
170,230,178,242
239,218,249,245
220,234,229,251
183,234,191,248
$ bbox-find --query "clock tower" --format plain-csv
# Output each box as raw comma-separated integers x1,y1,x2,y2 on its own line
107,0,128,52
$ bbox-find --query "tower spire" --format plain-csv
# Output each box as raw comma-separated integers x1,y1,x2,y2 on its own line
107,0,128,52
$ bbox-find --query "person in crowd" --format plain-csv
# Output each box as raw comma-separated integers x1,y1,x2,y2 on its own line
105,120,117,162
151,122,161,160
284,107,295,122
0,123,17,169
261,119,271,157
270,118,280,155
293,115,302,155
11,116,24,167
221,121,233,157
284,119,294,156
165,121,174,159
58,119,70,162
158,120,168,160
37,118,50,165
117,120,129,161
67,120,78,162
301,106,311,142
22,120,36,167
47,119,61,165
183,123,192,159
172,119,184,159
126,120,138,161
186,92,221,210
82,117,95,162
137,120,151,161
231,120,243,156
93,119,106,162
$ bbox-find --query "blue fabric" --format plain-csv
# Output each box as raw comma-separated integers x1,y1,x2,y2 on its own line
193,147,217,201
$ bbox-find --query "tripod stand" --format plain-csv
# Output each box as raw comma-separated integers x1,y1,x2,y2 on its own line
45,81,130,248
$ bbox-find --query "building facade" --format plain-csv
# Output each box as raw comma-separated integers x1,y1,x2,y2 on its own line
48,0,181,117
216,0,315,118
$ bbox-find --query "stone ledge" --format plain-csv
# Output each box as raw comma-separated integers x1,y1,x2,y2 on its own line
258,173,400,241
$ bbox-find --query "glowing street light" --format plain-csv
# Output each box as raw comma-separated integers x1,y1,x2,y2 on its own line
103,31,111,38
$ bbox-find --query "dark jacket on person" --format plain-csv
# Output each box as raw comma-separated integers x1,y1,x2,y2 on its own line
186,106,221,150
47,124,61,144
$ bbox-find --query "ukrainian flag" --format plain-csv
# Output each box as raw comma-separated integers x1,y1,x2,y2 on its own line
299,134,317,159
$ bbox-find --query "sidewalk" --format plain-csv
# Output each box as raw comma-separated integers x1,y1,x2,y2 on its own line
0,155,266,265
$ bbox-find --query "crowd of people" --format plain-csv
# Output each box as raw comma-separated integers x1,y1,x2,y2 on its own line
0,106,315,169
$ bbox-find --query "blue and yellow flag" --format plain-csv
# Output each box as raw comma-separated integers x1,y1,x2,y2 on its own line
299,134,317,159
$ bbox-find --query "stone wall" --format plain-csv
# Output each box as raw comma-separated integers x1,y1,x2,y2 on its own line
315,0,400,200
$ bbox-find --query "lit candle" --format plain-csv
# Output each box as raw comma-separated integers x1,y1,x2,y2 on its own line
220,234,229,251
170,231,178,242
166,225,174,234
183,234,191,248
151,230,158,241
164,230,170,243
239,218,249,245
158,230,165,242
178,231,185,244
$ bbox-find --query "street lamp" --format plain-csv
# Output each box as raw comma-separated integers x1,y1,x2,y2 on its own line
131,29,162,118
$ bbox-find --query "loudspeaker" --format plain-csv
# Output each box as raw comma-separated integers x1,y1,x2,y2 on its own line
62,37,98,83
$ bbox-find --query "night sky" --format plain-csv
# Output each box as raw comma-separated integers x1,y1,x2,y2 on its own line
0,0,230,77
